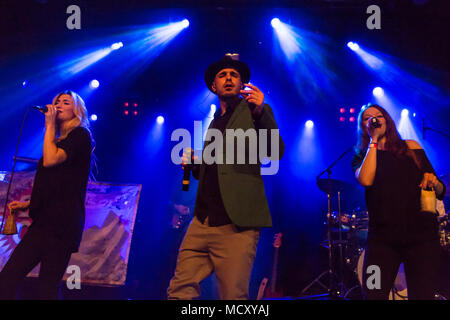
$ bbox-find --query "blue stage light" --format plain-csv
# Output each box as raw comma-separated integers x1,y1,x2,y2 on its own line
22,80,28,87
156,116,164,124
401,109,409,117
271,18,281,29
305,120,314,129
90,114,98,122
89,79,100,89
347,42,359,51
372,87,384,97
181,19,190,28
111,42,123,50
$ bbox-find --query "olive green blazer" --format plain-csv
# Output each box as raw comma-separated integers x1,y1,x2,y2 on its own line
193,99,285,228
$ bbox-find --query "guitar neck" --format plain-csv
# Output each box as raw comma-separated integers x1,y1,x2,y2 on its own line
270,248,279,293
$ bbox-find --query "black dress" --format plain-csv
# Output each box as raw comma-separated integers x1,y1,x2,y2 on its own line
352,148,446,299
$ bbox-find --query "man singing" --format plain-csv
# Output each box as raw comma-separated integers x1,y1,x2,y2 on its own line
167,54,284,299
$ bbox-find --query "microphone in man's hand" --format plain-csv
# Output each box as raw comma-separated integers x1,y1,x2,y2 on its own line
31,105,48,113
369,117,381,129
182,148,194,191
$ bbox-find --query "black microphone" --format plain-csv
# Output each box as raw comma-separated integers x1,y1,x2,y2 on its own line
31,105,48,113
182,148,193,191
369,117,381,128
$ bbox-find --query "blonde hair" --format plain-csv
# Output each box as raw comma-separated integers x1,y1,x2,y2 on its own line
52,90,90,140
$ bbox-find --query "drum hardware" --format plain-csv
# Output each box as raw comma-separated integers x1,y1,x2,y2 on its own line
301,145,355,299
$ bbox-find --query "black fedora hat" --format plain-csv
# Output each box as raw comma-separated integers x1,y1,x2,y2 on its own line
204,54,251,93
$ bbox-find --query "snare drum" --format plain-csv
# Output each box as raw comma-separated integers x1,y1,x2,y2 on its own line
356,249,408,300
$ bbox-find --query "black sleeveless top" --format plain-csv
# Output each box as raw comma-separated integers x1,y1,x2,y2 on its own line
351,149,445,245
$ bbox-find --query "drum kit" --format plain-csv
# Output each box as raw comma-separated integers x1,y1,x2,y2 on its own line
301,175,450,300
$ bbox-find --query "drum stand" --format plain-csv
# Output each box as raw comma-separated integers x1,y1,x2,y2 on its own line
300,146,354,300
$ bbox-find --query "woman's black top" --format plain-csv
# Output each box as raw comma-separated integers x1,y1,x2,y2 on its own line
29,126,92,252
352,148,446,245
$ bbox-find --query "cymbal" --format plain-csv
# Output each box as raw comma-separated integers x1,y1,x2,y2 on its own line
317,178,352,195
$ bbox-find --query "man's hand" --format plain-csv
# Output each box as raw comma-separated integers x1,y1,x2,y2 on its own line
181,150,199,170
241,83,264,117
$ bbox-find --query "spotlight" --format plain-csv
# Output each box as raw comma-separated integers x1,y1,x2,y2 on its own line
22,80,28,87
349,108,355,114
124,102,129,107
181,19,190,28
111,42,123,50
347,42,359,51
401,109,409,117
339,117,345,122
89,79,100,89
90,114,98,122
271,18,281,29
124,110,129,116
413,112,416,117
305,120,314,129
339,108,345,113
349,117,355,122
156,116,164,124
373,87,384,97
133,110,138,116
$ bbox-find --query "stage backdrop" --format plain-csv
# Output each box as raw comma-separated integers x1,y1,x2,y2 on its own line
0,170,141,286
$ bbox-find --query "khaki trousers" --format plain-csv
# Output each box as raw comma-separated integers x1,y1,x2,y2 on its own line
167,216,260,300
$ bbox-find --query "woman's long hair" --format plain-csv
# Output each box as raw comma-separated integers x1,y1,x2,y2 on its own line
355,104,408,158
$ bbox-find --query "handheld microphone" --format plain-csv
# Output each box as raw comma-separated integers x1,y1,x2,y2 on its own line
369,117,381,128
182,148,193,191
31,105,48,113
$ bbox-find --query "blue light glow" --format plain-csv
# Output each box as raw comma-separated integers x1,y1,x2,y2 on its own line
89,79,100,89
111,42,124,50
90,114,98,121
156,116,164,124
305,120,314,128
271,18,281,29
347,42,359,51
401,108,409,117
373,87,384,97
181,19,190,29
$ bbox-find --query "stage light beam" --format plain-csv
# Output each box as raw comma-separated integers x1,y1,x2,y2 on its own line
373,87,384,97
305,120,314,129
181,19,189,29
271,18,281,29
347,42,359,51
89,79,100,89
156,116,164,124
111,42,124,50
